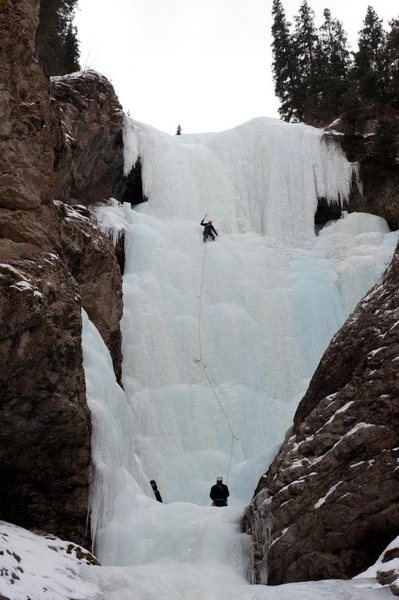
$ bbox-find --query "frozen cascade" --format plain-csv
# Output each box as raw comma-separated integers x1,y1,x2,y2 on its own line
81,117,397,599
123,117,355,246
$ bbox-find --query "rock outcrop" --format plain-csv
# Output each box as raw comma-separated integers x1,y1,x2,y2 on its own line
323,109,399,230
244,241,399,584
50,71,125,205
0,0,124,548
50,70,146,207
58,202,123,383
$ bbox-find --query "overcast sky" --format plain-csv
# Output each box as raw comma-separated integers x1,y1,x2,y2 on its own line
75,0,398,134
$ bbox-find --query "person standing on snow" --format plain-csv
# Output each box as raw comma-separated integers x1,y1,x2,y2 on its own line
200,217,218,242
210,476,229,506
150,480,163,503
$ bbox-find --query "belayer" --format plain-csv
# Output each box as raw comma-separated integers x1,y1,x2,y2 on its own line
210,476,229,507
150,479,163,503
201,216,218,242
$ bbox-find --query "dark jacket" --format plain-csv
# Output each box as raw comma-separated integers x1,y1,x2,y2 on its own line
150,484,163,503
210,482,229,506
201,219,218,236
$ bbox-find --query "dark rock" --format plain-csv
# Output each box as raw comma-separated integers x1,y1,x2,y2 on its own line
120,156,147,205
244,241,399,585
348,162,399,230
0,256,91,548
314,198,343,228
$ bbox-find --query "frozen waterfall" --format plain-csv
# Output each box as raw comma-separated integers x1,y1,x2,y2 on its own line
82,117,397,599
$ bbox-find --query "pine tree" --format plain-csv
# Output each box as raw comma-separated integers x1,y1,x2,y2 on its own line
371,119,398,166
318,9,351,121
293,0,322,123
271,0,301,121
386,17,399,105
36,0,80,75
176,124,182,135
61,22,80,73
354,6,388,104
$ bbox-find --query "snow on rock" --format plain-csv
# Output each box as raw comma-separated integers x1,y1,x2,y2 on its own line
92,198,126,248
314,481,342,509
357,536,399,597
0,521,99,600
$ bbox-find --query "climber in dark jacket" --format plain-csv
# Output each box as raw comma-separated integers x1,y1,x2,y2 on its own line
150,479,163,503
210,476,229,507
201,218,218,242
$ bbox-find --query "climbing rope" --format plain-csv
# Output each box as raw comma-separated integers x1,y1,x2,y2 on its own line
196,241,238,483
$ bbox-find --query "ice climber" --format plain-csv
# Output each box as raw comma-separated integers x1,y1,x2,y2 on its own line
210,476,229,507
150,479,163,503
200,217,218,242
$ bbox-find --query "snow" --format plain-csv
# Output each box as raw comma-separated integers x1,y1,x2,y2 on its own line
314,481,342,509
356,536,399,580
93,198,126,247
0,264,29,280
0,522,99,600
78,117,397,598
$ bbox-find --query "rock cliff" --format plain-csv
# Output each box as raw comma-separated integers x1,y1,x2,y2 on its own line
0,0,53,210
243,240,399,585
324,109,399,230
50,70,124,205
50,69,146,207
0,0,124,548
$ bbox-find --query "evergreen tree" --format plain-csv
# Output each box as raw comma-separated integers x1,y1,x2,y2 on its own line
36,0,80,75
176,124,182,135
271,0,301,121
386,17,399,105
340,86,364,133
62,22,80,73
371,119,398,166
318,9,351,120
354,6,388,104
293,0,322,123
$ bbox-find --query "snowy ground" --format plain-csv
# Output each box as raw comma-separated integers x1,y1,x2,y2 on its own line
80,118,397,599
0,521,99,600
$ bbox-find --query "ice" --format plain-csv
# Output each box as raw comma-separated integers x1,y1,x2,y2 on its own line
81,117,397,598
93,198,126,247
123,117,354,247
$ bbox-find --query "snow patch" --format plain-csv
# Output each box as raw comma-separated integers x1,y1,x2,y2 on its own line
314,481,342,509
0,522,99,600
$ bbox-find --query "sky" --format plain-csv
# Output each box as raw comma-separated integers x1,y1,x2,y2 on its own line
75,0,398,134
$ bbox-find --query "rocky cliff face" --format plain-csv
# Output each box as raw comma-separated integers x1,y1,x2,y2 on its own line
0,0,53,210
243,241,399,585
50,71,124,205
323,110,399,230
0,0,124,548
50,70,146,208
